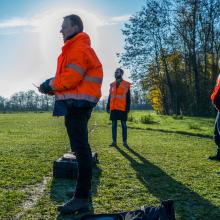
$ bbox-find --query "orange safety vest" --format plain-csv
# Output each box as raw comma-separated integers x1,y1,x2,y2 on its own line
110,80,131,111
211,76,220,110
51,32,103,106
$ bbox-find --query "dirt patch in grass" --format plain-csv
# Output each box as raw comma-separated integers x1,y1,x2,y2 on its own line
15,177,51,220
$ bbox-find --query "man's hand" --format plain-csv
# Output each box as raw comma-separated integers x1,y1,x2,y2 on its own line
39,78,54,95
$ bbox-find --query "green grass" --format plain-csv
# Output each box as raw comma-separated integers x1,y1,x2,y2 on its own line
127,111,214,138
0,111,220,219
0,113,68,219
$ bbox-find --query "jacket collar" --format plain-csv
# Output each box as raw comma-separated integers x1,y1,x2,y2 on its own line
62,32,91,52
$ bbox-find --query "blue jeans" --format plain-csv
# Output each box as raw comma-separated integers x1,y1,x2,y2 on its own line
112,120,127,143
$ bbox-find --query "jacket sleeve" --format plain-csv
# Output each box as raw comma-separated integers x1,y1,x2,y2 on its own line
52,49,86,92
126,89,131,112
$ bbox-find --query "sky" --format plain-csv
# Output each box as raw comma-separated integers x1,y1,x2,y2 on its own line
0,0,145,98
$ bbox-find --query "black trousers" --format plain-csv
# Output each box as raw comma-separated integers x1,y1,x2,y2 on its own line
214,111,220,149
65,107,92,199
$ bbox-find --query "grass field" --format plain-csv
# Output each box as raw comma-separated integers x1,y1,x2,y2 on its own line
1,111,220,220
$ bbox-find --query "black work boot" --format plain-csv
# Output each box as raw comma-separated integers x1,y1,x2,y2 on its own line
66,189,92,201
161,200,175,220
58,198,90,214
208,149,220,161
123,142,129,148
109,142,117,147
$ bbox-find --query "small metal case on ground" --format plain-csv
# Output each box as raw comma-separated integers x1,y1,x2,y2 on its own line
53,152,98,179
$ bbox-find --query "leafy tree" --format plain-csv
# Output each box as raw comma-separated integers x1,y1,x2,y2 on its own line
119,0,220,116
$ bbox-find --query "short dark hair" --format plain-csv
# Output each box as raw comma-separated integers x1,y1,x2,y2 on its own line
64,14,83,32
116,68,124,75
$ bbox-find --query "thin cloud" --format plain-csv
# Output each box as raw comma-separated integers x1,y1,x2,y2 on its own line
0,18,32,28
0,11,55,30
100,15,130,26
0,11,131,31
109,15,130,22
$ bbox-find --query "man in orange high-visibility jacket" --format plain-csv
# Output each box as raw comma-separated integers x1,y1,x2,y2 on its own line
39,14,103,214
106,68,131,148
209,59,220,161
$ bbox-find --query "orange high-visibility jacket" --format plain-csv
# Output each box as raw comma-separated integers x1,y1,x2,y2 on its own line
109,80,131,111
211,75,220,110
51,32,103,106
211,84,220,102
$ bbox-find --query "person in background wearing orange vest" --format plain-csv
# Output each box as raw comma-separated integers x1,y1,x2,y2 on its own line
209,59,220,161
38,14,103,214
106,68,131,148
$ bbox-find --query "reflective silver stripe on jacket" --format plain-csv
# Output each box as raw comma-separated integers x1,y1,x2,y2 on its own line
110,82,130,89
84,76,103,84
110,94,127,99
66,64,85,76
55,93,99,103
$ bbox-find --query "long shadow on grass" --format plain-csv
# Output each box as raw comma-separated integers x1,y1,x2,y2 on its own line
114,145,220,220
127,126,213,140
50,166,102,220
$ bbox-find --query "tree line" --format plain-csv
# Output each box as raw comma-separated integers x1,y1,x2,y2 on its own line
119,0,220,116
0,90,151,112
0,90,54,112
